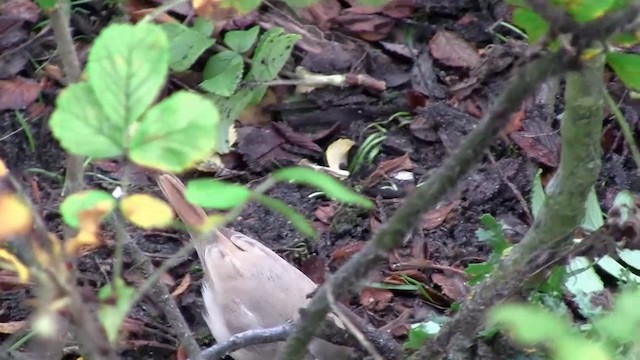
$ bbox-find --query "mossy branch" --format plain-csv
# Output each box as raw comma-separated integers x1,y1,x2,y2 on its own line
277,51,572,360
415,54,606,360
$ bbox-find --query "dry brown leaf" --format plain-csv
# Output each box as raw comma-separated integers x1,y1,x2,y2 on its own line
1,0,40,23
296,0,341,29
431,272,469,302
171,273,191,298
314,203,337,224
300,256,327,285
329,241,366,263
364,153,413,187
0,77,42,111
421,200,460,230
429,30,480,69
0,320,27,334
360,287,393,311
238,88,277,125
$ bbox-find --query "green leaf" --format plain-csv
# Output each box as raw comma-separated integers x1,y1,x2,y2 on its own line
531,168,545,219
200,51,244,96
476,214,510,254
192,17,214,36
404,322,440,350
185,179,251,209
60,190,116,228
209,87,255,153
581,187,604,232
465,262,494,286
272,167,373,208
97,278,135,344
593,287,640,343
86,22,169,127
49,82,124,158
562,0,614,22
512,8,549,43
553,337,612,360
249,28,301,82
129,91,219,172
565,257,604,294
220,0,261,13
607,52,640,90
35,0,55,9
224,25,260,53
256,194,317,238
283,0,319,7
618,249,640,271
487,304,570,344
161,22,215,72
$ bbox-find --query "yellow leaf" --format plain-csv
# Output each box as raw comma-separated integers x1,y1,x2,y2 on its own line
326,138,355,172
120,194,174,229
0,159,7,177
34,233,64,267
0,194,32,241
0,248,30,283
65,229,100,257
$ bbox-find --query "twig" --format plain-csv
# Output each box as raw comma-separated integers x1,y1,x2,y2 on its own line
486,152,533,223
112,215,201,360
325,285,382,360
199,323,293,360
49,0,85,198
603,89,640,170
277,51,573,360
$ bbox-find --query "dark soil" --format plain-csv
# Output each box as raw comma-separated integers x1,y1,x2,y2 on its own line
2,0,640,359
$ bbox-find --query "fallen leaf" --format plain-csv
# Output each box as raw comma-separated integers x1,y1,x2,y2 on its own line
171,273,191,298
0,320,27,334
386,270,427,283
272,122,323,153
421,200,460,230
329,241,366,263
325,138,355,172
296,0,341,29
0,193,32,241
334,13,394,41
1,0,40,23
360,287,393,310
428,30,480,69
314,203,337,224
364,153,414,187
300,256,327,284
238,88,277,125
431,272,469,302
0,77,42,110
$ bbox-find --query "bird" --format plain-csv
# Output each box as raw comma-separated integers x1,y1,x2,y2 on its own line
156,174,353,360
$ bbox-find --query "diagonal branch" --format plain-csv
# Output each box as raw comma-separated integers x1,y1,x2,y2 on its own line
277,51,573,360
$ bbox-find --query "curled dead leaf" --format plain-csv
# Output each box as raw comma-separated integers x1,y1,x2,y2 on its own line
421,200,460,230
360,287,393,311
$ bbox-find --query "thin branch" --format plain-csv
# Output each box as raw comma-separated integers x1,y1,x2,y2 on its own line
199,323,293,360
325,285,382,360
277,51,573,360
112,216,202,360
50,1,85,196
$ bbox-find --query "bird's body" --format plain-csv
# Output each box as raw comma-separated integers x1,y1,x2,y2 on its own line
156,174,352,360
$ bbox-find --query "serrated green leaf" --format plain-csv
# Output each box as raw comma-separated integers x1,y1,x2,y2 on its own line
272,167,373,208
49,82,124,158
404,322,440,350
593,287,640,343
86,22,169,127
512,8,549,43
129,91,218,172
193,17,214,36
60,190,116,228
553,337,611,360
185,179,251,209
161,22,215,72
256,194,317,238
200,51,244,96
487,304,570,344
249,28,301,81
224,25,260,53
465,262,494,285
607,52,640,90
209,87,256,153
477,214,510,254
98,278,135,344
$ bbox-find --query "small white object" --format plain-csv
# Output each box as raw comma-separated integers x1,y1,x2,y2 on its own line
112,186,123,199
